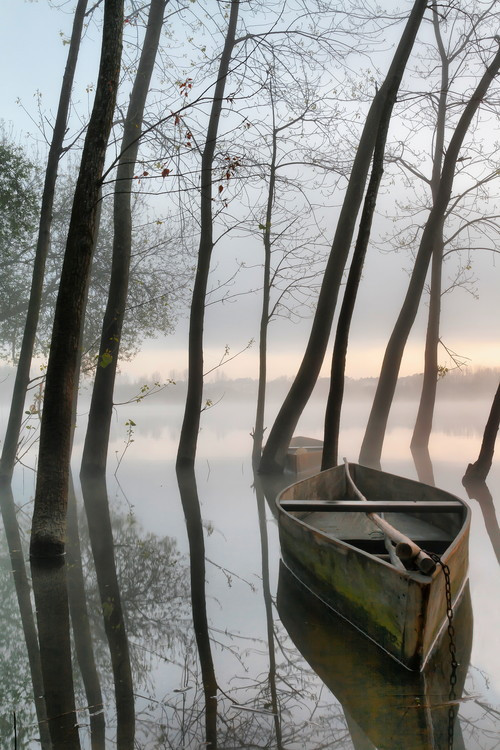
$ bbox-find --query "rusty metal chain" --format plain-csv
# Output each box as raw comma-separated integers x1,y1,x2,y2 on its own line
427,552,458,750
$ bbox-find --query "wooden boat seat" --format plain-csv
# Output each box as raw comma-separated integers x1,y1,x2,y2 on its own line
280,499,464,513
296,509,454,543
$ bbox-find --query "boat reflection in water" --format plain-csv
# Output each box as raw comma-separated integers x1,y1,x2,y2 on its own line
277,562,473,750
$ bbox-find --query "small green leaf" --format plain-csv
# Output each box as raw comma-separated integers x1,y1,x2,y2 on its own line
99,351,113,368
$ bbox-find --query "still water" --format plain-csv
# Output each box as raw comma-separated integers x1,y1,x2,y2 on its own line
2,395,499,748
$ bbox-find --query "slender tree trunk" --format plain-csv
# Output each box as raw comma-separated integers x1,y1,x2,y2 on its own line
259,0,428,474
0,0,88,484
252,103,278,465
79,4,167,744
30,0,124,558
322,57,404,470
410,9,449,483
81,0,167,477
463,380,500,483
359,43,500,469
176,0,240,469
410,240,442,485
0,10,87,740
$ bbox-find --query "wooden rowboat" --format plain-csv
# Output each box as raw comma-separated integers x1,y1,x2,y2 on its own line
276,461,471,670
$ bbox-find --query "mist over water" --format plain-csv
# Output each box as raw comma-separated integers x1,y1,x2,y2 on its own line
2,388,499,748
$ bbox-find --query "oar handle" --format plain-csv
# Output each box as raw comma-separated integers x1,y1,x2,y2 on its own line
343,459,437,575
395,542,436,574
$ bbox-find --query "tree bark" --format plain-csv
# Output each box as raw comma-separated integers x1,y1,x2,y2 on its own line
30,0,124,558
252,95,278,465
176,0,240,469
409,239,442,485
81,0,167,476
0,9,87,736
0,0,88,484
79,3,167,744
359,42,500,469
322,53,405,470
463,380,500,483
259,0,428,474
410,8,449,483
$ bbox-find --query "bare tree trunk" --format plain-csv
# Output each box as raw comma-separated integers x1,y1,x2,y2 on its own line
322,59,403,470
176,0,240,469
252,97,278,465
410,240,442,485
463,380,500,483
30,0,123,558
0,0,88,484
359,42,500,469
81,0,167,477
410,9,449,484
0,9,87,739
79,3,167,744
259,0,428,474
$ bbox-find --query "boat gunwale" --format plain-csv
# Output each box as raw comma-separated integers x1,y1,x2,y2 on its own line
276,462,471,670
276,463,471,583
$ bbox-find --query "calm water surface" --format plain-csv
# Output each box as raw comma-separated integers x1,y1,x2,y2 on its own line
1,397,499,748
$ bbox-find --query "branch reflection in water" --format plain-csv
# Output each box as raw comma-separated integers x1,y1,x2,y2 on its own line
1,399,499,747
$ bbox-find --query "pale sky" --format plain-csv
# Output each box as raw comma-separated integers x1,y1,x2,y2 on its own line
2,0,499,382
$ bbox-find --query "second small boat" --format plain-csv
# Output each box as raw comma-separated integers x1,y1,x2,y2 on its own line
276,461,471,670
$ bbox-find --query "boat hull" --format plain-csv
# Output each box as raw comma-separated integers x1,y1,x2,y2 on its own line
276,463,470,670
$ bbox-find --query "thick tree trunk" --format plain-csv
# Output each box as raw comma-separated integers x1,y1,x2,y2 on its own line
0,0,88,484
259,0,428,474
463,380,500,483
79,3,167,744
30,0,123,558
176,0,240,469
359,43,500,469
322,60,402,470
0,10,87,738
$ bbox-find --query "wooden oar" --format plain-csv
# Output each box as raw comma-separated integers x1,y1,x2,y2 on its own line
343,460,436,575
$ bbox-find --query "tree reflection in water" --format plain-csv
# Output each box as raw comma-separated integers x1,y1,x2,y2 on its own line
462,478,500,566
1,456,499,748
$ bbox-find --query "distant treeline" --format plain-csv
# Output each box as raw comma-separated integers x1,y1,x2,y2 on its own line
0,365,497,407
117,366,499,404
